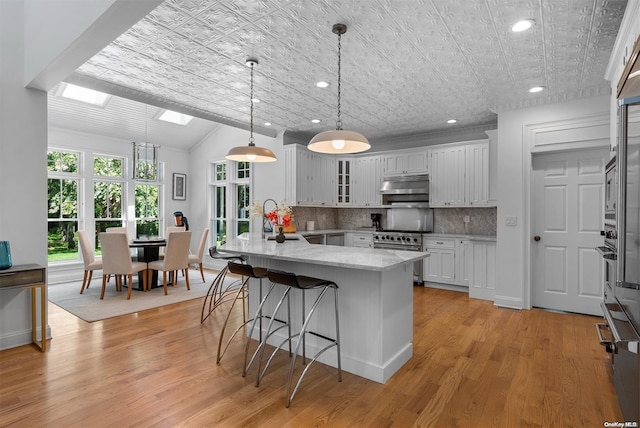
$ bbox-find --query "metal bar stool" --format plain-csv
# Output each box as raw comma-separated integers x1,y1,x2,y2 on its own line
216,261,268,364
200,247,246,323
262,269,342,407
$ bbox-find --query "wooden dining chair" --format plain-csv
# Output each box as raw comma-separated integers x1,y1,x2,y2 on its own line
99,232,148,299
188,228,209,282
148,231,191,295
78,230,103,294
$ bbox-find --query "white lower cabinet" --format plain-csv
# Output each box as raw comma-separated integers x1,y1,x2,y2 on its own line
467,241,496,300
423,238,456,284
423,236,495,300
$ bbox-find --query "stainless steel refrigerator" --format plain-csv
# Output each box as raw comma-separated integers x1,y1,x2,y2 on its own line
611,95,640,421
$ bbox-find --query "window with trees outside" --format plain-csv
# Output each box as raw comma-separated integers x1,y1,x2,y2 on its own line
135,184,160,238
212,161,251,246
47,151,80,262
93,155,125,250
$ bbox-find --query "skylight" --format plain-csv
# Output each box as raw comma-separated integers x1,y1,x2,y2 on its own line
158,110,193,126
59,83,111,107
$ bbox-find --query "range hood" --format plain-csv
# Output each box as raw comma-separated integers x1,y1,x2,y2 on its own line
380,174,429,207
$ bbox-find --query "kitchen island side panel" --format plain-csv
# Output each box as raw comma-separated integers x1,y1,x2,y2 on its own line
247,255,414,383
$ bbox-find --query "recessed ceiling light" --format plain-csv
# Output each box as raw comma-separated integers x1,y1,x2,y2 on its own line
447,119,457,124
158,110,193,125
511,19,534,32
311,119,320,123
264,122,271,126
529,86,545,93
59,83,111,107
251,98,260,103
316,81,329,88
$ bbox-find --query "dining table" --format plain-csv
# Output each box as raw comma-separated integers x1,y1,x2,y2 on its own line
128,238,166,290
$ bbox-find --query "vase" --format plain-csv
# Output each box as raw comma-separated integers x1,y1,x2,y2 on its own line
275,226,286,244
0,241,12,270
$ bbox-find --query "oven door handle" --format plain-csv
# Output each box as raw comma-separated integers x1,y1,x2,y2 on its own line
595,246,617,260
595,323,615,353
600,302,640,354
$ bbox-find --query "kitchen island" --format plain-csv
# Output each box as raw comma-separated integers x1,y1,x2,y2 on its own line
220,233,428,383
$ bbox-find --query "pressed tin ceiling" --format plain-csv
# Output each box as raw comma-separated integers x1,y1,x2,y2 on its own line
51,0,627,149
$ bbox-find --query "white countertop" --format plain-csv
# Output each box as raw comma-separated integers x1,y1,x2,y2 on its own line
220,233,428,271
296,228,496,242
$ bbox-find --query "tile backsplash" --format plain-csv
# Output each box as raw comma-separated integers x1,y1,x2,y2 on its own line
292,206,496,235
432,207,496,235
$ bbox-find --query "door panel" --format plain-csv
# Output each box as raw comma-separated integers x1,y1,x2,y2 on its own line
532,148,608,315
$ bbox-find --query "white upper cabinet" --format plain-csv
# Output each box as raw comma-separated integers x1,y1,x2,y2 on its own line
284,145,335,206
336,157,353,205
352,155,382,206
285,137,495,208
428,140,492,207
429,145,466,207
465,142,490,206
383,149,428,177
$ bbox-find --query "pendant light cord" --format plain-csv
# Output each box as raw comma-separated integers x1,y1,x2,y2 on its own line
336,30,342,131
249,62,255,146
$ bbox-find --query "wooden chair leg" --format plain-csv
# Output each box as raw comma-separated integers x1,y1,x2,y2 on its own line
87,271,93,289
163,271,168,295
127,274,133,300
185,268,190,291
198,263,205,282
80,270,89,294
100,275,107,299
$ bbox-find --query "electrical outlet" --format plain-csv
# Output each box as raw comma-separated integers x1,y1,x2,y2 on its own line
463,215,470,223
505,216,517,227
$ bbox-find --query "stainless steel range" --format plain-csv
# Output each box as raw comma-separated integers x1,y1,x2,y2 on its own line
372,207,433,284
372,230,423,251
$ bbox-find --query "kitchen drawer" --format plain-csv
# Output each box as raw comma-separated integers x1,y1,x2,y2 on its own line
0,264,46,288
424,237,455,249
352,234,372,244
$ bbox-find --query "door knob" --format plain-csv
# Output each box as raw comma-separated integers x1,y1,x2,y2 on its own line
534,235,541,241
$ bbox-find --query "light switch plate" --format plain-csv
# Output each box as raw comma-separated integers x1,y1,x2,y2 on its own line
505,216,517,226
463,215,470,223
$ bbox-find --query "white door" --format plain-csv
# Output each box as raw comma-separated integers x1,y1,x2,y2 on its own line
532,148,608,315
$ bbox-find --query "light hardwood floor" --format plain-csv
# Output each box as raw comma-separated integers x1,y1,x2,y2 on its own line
0,281,624,427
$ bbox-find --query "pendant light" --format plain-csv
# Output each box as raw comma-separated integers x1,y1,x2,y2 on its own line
308,23,370,154
226,59,277,163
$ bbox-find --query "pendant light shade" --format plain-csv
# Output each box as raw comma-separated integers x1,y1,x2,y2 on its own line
308,129,370,154
225,144,277,162
308,23,370,155
226,59,277,163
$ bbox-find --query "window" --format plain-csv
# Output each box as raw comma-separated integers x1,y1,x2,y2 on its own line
211,160,251,246
212,162,227,246
47,151,80,262
94,155,125,249
135,184,159,238
236,184,250,236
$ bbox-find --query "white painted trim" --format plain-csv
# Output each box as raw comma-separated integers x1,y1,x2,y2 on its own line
605,1,640,81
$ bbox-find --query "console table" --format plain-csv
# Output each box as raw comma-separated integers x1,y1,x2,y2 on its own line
0,264,47,352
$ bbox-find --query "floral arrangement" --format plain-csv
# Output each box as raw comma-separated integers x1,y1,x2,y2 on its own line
249,200,293,227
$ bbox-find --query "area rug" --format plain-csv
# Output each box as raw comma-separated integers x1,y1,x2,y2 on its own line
48,270,236,322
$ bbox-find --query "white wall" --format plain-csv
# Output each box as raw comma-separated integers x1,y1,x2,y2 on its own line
0,0,154,350
189,124,284,267
495,95,610,309
0,1,49,350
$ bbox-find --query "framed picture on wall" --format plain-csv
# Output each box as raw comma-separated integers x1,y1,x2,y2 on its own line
172,173,187,200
